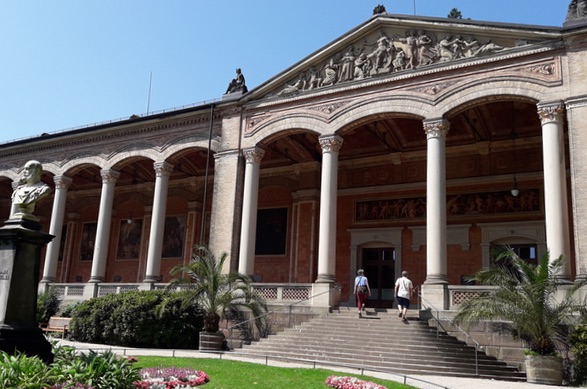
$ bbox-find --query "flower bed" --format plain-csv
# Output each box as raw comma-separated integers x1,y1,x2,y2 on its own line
325,375,388,389
134,367,210,388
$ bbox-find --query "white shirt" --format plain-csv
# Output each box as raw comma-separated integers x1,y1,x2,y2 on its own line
395,276,413,298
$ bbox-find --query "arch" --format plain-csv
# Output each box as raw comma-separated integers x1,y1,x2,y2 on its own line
478,221,546,269
434,79,546,118
331,96,430,133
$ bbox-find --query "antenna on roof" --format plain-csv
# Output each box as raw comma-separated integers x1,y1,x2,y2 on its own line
413,0,416,15
146,71,153,114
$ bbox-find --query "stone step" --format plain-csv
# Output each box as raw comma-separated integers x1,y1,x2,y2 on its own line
236,309,526,381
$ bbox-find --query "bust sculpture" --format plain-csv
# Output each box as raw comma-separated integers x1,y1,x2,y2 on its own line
9,160,51,220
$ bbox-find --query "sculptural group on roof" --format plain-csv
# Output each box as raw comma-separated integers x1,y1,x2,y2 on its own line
276,29,506,97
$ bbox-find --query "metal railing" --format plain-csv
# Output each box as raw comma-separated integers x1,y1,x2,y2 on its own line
416,286,481,376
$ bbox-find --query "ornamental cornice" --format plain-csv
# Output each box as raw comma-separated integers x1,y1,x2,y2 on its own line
0,114,213,160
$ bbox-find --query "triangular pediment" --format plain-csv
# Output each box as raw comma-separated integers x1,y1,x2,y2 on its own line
246,13,563,101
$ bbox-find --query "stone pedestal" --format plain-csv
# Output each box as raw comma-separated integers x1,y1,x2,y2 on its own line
0,219,54,363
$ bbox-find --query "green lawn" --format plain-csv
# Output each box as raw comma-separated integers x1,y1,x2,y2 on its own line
134,356,418,389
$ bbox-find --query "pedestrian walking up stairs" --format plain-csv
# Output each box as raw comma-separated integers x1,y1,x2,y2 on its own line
238,307,526,381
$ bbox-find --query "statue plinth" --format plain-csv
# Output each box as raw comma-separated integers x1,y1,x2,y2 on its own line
0,218,55,364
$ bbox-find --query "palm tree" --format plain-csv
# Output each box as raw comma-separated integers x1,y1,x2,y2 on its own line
169,245,267,334
454,247,586,355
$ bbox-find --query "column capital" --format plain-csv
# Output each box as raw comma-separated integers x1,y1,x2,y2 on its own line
319,134,344,153
423,118,450,140
153,161,174,177
100,169,120,183
537,101,565,125
243,147,265,164
53,175,72,190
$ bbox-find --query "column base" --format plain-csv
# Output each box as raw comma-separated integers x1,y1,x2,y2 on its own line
314,273,336,283
143,275,162,283
421,283,449,311
88,276,104,283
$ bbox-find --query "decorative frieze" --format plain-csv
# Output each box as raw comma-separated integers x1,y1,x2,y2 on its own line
274,27,527,98
355,188,541,223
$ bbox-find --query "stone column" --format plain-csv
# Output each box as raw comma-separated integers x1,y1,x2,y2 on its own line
40,175,72,284
538,102,571,279
238,147,264,277
566,96,587,279
316,135,343,283
144,162,174,282
89,169,120,282
424,119,450,285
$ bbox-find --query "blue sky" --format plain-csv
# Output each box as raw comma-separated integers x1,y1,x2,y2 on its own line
0,1,569,144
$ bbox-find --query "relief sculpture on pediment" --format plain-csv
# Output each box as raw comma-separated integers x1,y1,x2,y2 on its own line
274,28,510,98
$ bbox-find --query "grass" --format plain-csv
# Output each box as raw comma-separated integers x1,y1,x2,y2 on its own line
134,356,417,389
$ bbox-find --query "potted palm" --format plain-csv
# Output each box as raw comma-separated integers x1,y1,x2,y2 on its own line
169,244,268,351
454,247,586,385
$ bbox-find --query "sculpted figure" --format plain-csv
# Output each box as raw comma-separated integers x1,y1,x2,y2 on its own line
338,46,356,82
367,31,394,74
224,68,248,94
416,30,435,66
278,73,306,96
321,58,339,87
438,35,457,62
307,67,322,90
353,53,370,79
10,160,51,220
394,31,418,69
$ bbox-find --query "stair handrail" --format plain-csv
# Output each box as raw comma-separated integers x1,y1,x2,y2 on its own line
226,283,342,341
416,286,481,376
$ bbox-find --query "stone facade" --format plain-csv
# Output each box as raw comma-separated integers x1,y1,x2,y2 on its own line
0,4,586,310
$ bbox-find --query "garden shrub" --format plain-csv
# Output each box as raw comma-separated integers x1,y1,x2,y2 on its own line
37,287,61,324
0,345,140,389
58,301,81,318
569,325,587,385
70,290,204,348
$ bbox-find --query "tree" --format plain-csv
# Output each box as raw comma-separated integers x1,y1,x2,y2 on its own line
454,247,586,355
169,245,268,334
448,8,463,19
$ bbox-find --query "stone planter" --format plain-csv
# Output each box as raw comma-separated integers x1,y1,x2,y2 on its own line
199,331,224,351
525,354,563,385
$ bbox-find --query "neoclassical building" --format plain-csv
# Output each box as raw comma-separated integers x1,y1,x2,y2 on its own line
2,2,587,310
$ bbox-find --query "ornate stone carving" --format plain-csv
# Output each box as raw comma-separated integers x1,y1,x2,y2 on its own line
319,135,344,153
423,120,450,139
410,80,459,96
275,27,509,97
100,169,121,183
243,147,265,164
310,102,346,115
53,175,73,190
153,162,174,177
537,103,565,125
565,0,587,26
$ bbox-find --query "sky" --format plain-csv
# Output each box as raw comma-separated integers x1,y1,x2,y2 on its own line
0,1,570,144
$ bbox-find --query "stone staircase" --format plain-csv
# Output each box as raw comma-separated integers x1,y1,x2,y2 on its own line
237,307,526,381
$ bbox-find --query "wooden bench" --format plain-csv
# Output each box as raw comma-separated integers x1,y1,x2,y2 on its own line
40,317,71,339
